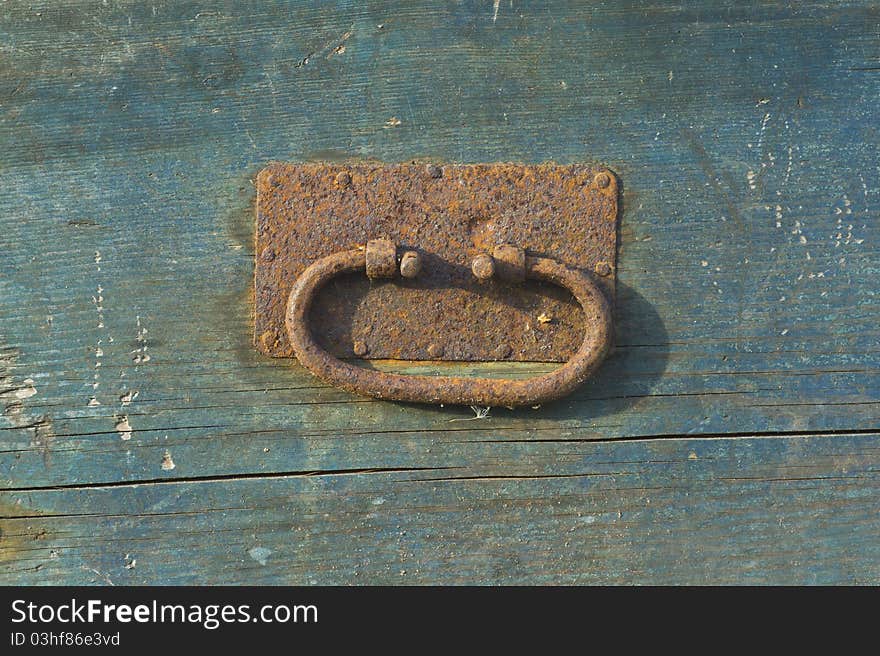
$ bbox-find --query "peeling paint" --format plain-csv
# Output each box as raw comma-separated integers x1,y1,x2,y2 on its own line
115,415,132,441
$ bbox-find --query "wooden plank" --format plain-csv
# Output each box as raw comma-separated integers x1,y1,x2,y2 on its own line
0,0,877,486
3,432,879,584
0,1,878,581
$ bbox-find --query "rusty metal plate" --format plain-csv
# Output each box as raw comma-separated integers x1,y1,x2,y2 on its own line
254,162,618,362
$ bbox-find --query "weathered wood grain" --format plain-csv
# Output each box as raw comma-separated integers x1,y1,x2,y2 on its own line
3,432,879,585
1,0,878,583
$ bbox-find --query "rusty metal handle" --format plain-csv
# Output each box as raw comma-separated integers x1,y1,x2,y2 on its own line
285,240,612,407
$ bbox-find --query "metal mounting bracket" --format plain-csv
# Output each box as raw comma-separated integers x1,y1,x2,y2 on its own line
254,162,619,364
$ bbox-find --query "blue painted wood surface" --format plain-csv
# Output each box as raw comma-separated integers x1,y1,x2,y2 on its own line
1,1,878,584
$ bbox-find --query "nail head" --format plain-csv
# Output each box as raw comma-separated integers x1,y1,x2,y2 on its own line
399,251,422,278
471,253,495,280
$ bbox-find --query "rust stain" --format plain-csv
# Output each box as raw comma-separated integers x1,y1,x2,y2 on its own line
255,162,619,362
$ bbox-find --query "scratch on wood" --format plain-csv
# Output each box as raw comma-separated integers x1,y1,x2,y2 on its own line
80,565,114,585
295,28,353,67
88,282,104,407
326,30,352,59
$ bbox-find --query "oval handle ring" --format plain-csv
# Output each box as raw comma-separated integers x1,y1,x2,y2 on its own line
285,241,612,407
